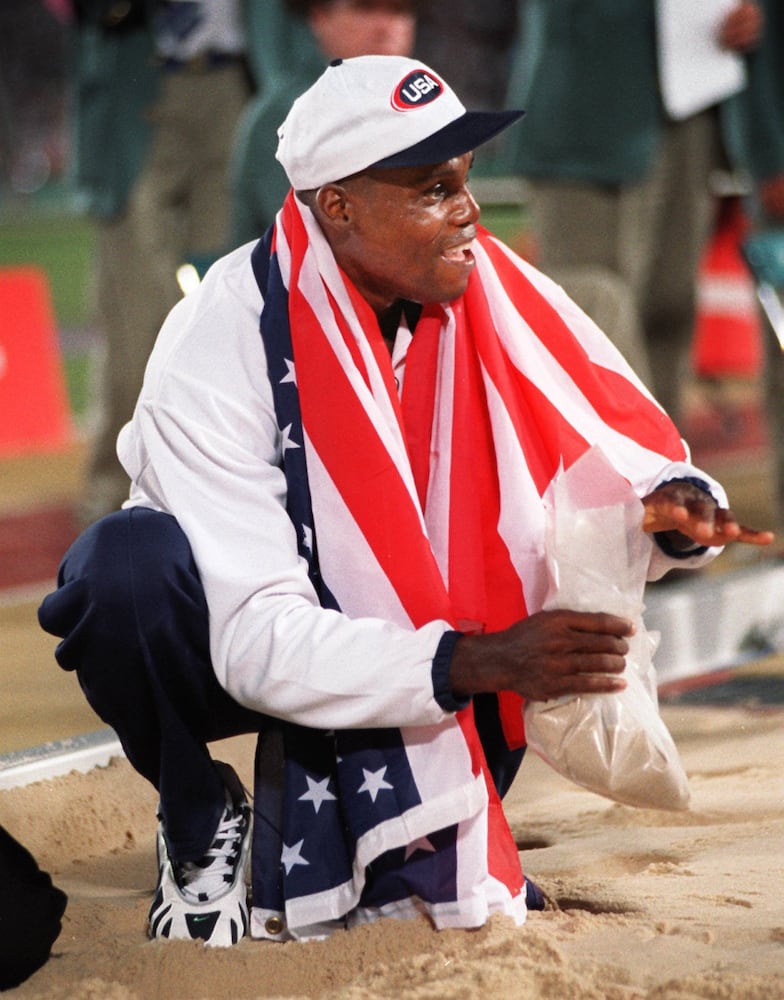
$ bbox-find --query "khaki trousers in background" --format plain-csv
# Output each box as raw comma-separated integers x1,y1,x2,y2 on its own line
526,108,724,426
761,297,784,528
84,62,250,523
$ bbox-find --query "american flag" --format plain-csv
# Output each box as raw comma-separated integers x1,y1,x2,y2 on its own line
246,192,688,939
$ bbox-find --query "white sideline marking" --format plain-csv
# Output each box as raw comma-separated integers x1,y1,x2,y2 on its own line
0,579,56,609
0,730,124,790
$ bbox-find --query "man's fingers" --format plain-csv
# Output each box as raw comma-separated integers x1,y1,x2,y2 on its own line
566,612,635,638
642,502,690,533
643,497,775,547
567,635,629,666
736,526,776,546
546,667,628,701
574,651,628,674
687,513,773,546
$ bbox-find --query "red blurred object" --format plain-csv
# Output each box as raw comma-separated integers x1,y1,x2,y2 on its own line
0,266,75,456
692,198,763,378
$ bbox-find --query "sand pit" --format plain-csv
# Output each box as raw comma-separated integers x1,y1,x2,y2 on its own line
1,703,782,999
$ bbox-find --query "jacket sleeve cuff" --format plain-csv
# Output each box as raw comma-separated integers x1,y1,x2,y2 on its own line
432,630,472,713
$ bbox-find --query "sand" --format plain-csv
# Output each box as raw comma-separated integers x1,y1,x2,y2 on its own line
1,704,782,1000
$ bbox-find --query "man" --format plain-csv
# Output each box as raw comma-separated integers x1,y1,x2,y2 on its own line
71,0,252,523
39,56,772,948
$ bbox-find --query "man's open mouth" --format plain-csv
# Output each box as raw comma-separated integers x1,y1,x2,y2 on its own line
442,239,475,263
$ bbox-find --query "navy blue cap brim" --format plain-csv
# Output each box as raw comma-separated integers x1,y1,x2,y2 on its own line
368,109,524,170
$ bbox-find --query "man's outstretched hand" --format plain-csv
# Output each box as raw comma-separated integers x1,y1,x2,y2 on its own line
642,480,774,549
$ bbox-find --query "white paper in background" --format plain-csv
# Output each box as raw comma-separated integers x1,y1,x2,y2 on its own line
656,0,747,121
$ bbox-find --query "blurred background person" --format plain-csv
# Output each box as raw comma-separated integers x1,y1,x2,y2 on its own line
0,0,70,197
732,0,784,527
501,0,763,426
413,0,517,112
229,0,418,249
412,0,517,177
72,0,252,523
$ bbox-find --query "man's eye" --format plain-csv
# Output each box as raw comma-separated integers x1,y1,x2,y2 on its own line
426,183,448,199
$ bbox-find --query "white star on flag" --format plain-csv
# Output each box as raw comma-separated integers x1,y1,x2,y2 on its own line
301,523,313,553
405,836,436,861
357,766,394,803
280,358,297,385
281,839,309,874
298,775,336,814
280,423,301,453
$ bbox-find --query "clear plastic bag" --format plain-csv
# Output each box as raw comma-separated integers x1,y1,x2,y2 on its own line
523,446,691,810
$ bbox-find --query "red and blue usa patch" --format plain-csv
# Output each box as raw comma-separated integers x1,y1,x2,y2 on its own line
391,69,444,111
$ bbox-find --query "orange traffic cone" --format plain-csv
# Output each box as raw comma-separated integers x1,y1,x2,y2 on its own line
0,266,75,456
692,198,763,379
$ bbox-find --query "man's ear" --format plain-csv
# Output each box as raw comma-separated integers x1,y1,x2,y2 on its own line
316,183,352,228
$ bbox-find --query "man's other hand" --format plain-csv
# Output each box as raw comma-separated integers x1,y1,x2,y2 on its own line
642,480,774,548
449,610,634,701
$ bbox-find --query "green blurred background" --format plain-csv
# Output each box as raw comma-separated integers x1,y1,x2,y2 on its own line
0,193,525,429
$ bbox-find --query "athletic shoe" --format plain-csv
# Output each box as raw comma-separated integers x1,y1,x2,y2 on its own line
148,762,251,947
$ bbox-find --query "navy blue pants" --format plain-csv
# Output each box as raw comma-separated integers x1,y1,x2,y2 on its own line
38,508,267,862
38,508,524,865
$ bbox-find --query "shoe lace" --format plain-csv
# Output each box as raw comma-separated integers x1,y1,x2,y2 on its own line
173,804,246,903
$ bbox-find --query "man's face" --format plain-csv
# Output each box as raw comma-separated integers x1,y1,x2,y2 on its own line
309,0,416,59
331,153,481,314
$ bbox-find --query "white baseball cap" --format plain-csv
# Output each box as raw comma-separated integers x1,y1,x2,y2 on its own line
276,55,524,190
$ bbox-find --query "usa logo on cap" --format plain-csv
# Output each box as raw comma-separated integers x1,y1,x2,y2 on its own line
391,69,444,112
